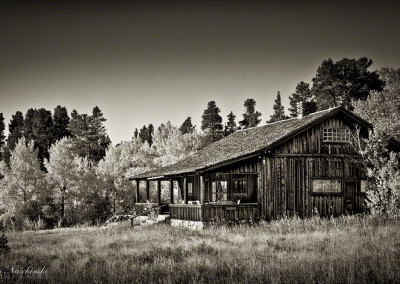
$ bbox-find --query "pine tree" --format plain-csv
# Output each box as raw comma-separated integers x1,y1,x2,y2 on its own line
268,91,289,123
31,108,55,164
224,111,237,136
69,109,90,158
139,125,148,144
239,99,262,129
288,81,313,117
133,128,139,140
201,101,223,143
147,124,154,146
24,108,36,142
53,105,71,141
311,57,384,110
69,107,110,164
179,117,195,134
89,106,111,163
7,111,24,152
0,113,5,158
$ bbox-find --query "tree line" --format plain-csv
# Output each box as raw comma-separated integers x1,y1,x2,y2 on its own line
0,57,399,229
198,57,387,144
0,107,205,229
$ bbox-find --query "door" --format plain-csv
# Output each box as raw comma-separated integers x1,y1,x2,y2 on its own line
344,181,356,213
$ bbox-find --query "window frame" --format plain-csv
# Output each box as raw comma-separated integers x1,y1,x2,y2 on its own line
211,181,228,201
312,178,343,194
233,178,247,194
187,182,193,195
322,127,351,143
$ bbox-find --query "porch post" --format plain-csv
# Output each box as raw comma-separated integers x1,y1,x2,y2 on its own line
170,179,174,204
183,177,187,204
146,180,150,201
157,180,161,204
200,175,205,205
135,180,139,203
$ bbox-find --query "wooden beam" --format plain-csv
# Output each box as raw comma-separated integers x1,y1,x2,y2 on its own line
146,180,150,201
269,153,360,158
170,179,174,204
157,180,161,204
199,175,205,205
183,177,187,204
135,180,139,203
214,172,259,175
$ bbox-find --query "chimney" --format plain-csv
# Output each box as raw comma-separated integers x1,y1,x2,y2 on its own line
296,101,303,118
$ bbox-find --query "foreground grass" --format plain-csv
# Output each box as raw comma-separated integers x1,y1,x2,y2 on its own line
1,215,400,283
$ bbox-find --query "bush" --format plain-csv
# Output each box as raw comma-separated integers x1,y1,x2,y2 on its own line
0,233,10,254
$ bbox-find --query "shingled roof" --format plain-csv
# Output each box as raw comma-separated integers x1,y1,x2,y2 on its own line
129,107,370,179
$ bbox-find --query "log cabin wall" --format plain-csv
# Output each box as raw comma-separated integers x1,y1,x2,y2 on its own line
263,114,367,219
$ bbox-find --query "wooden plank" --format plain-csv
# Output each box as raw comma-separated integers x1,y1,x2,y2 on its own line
157,180,161,204
135,180,139,203
170,179,174,204
146,180,150,201
199,175,205,206
183,177,187,204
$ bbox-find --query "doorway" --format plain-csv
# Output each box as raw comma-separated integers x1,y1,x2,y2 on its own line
344,181,356,213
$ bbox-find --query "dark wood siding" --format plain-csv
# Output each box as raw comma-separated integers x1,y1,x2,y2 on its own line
262,114,368,219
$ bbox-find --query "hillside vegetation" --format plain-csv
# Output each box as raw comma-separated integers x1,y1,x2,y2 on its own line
0,215,399,283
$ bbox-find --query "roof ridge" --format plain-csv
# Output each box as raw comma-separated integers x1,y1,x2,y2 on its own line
236,107,339,132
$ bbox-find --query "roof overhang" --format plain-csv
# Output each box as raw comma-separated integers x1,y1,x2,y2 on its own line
128,107,378,180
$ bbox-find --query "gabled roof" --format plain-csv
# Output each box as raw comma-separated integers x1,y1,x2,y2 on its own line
129,107,372,179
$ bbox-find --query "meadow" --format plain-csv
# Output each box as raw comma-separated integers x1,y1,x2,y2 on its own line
0,215,399,283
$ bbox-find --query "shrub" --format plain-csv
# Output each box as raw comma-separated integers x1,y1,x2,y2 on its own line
0,233,10,254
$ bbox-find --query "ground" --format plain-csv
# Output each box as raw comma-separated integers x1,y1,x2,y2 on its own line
0,215,399,283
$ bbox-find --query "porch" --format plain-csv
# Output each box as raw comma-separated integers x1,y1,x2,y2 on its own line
131,171,259,222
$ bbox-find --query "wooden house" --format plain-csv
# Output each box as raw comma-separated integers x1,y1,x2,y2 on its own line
129,106,400,222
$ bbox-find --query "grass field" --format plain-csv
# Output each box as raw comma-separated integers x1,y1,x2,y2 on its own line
0,215,399,283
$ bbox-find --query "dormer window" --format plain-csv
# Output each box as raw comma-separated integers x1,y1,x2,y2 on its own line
323,127,351,142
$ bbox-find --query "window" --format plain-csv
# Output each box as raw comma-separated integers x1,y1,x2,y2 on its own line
312,179,341,193
233,179,247,194
212,181,227,201
323,127,351,142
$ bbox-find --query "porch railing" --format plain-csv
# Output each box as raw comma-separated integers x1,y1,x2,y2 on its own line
169,204,203,221
169,203,258,222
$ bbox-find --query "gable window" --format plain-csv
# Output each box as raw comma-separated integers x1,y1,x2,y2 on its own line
212,181,227,201
233,178,247,194
312,179,342,193
323,127,351,142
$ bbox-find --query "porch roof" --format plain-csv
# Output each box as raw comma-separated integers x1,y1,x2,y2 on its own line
128,107,371,180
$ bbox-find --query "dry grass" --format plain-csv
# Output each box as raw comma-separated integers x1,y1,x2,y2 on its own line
1,215,400,283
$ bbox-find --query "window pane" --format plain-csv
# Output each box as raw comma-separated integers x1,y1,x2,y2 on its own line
323,127,351,142
313,179,342,193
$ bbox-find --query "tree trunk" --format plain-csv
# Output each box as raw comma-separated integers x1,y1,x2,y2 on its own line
61,186,66,226
113,190,116,215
